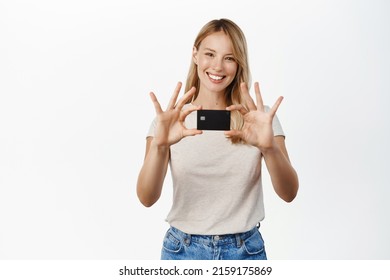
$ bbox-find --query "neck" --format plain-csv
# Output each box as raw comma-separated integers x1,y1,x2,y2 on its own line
192,90,226,110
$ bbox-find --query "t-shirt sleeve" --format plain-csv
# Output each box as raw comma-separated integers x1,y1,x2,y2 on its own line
264,105,285,137
146,117,157,138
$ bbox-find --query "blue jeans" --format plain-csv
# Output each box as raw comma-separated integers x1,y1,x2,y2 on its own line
161,226,267,260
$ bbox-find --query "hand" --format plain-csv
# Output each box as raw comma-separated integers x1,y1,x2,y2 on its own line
149,82,202,148
225,82,283,151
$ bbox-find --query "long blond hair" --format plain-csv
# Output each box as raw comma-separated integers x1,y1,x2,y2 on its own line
185,19,251,144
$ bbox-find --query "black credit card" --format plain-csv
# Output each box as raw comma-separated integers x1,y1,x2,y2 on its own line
197,110,231,131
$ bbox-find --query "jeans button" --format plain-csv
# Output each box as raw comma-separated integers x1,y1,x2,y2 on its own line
214,235,220,241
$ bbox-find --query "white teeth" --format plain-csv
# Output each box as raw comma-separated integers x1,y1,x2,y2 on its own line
208,73,224,80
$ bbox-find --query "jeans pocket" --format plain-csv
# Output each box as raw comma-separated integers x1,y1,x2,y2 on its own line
162,229,183,253
242,231,265,255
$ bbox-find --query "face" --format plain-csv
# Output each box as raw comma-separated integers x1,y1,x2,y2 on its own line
193,31,238,96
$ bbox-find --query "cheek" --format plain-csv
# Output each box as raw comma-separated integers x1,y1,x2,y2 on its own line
197,58,209,69
226,64,238,76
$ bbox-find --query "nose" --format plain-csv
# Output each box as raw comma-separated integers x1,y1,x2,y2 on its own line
212,57,223,71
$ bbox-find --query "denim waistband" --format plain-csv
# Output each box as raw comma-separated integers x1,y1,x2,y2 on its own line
169,226,259,247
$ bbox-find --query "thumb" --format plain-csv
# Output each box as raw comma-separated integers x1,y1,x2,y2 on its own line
224,129,243,139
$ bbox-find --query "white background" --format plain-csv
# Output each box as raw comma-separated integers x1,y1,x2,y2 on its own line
1,0,389,260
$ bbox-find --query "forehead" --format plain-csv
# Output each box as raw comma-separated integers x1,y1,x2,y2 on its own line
199,31,233,53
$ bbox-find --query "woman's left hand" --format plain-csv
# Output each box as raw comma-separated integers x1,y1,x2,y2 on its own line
225,82,283,152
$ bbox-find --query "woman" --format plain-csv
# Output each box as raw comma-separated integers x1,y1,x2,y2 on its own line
137,18,299,260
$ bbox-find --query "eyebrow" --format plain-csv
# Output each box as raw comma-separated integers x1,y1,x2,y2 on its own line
204,48,233,56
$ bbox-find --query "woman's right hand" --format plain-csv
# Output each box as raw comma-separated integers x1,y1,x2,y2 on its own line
149,82,202,148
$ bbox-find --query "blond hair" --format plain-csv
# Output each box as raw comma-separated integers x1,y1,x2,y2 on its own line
185,19,251,143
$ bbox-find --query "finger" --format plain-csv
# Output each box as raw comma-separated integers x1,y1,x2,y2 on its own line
179,104,201,122
268,96,284,117
226,104,248,115
176,87,196,110
224,129,243,139
149,92,163,114
254,82,265,112
183,129,203,137
240,82,256,111
167,82,182,110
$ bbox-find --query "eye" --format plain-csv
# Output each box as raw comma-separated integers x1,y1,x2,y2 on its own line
225,56,236,62
205,52,214,57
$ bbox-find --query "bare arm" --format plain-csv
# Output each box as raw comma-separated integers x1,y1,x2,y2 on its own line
136,82,202,207
226,82,299,202
262,136,299,202
136,137,170,207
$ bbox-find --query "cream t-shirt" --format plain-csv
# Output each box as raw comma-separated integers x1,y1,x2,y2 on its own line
147,104,284,235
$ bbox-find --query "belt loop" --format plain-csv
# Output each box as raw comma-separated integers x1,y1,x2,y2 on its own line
184,233,191,247
235,234,242,248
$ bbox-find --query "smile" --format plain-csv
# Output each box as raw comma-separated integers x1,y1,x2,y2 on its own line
207,72,225,81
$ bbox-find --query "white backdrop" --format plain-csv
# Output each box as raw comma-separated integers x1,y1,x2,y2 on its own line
1,0,389,260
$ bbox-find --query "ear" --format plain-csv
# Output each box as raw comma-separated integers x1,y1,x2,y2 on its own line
192,46,198,65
